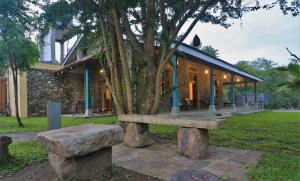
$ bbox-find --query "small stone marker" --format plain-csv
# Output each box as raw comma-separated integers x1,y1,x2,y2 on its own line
38,124,124,181
47,101,61,130
0,136,12,164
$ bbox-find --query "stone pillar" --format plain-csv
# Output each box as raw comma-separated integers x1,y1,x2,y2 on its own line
171,55,179,116
244,79,248,107
49,28,56,63
85,64,92,117
60,42,64,63
178,128,208,159
209,64,215,112
124,122,153,147
0,136,12,164
230,74,236,109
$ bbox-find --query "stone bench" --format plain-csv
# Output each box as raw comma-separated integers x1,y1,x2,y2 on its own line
37,124,124,181
118,114,224,160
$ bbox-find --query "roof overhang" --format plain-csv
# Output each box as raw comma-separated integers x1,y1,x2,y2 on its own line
175,43,263,82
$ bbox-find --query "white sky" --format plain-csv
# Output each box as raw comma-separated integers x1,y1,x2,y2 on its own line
182,7,300,66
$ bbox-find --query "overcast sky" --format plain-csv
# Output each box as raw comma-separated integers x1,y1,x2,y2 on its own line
182,7,300,66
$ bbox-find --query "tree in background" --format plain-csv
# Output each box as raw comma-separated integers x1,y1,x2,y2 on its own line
40,0,299,115
235,57,299,109
0,0,39,127
201,45,219,58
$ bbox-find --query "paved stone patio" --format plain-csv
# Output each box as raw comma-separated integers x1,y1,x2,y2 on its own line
113,139,263,181
0,132,37,143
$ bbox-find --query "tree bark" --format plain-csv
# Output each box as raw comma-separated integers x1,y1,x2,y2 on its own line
112,7,134,114
10,63,24,127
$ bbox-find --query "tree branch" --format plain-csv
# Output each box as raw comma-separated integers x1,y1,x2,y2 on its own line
286,47,300,61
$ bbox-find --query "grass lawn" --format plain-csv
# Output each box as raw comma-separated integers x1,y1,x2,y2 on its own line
0,111,299,180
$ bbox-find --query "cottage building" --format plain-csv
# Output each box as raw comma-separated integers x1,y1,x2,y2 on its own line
0,28,262,117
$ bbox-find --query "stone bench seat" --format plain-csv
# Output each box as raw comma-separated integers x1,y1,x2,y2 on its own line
118,114,224,160
118,114,224,129
38,124,124,180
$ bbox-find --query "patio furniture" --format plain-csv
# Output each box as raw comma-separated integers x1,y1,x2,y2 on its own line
72,99,85,113
118,114,224,159
183,97,193,111
37,124,124,180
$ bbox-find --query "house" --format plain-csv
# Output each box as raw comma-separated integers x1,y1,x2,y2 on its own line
1,28,262,117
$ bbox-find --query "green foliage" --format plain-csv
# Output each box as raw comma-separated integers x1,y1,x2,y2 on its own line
0,140,48,176
235,58,299,109
0,38,40,71
201,45,219,58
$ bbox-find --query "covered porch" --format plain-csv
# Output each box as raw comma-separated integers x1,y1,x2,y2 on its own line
166,43,263,116
55,57,114,117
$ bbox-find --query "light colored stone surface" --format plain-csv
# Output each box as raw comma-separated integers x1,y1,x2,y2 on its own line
38,124,124,157
178,128,208,159
0,132,37,143
124,123,153,147
118,114,224,129
113,139,263,181
49,148,112,181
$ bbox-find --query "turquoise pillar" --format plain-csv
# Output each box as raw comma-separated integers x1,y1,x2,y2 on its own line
171,55,179,116
85,64,92,117
244,79,248,105
254,81,257,104
209,64,215,111
230,74,236,109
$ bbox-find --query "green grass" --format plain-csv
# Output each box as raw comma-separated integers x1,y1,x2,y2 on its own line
0,112,300,180
0,116,117,134
0,140,48,176
248,153,300,181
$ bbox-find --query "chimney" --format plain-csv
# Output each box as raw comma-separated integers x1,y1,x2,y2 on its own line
191,34,201,48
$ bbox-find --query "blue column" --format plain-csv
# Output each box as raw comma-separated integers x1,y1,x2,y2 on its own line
171,55,179,116
244,79,248,105
209,64,215,111
254,81,257,104
85,64,92,117
230,74,236,109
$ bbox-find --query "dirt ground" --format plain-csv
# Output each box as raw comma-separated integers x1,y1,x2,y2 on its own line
0,161,163,181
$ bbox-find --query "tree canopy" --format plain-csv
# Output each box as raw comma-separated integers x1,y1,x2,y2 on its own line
39,0,300,115
0,0,40,127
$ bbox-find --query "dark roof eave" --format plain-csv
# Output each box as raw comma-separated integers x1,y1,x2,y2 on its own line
175,43,263,82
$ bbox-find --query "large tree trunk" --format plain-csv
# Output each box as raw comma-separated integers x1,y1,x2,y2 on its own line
112,7,134,114
11,69,24,128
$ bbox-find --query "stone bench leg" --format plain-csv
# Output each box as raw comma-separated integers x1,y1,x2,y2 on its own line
49,147,112,181
124,122,153,147
178,128,208,159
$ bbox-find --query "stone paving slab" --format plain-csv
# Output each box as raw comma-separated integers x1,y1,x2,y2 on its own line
112,140,263,181
0,132,37,143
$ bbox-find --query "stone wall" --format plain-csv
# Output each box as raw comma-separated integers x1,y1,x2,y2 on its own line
27,68,83,116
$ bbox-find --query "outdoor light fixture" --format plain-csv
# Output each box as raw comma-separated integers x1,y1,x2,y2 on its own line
204,69,209,74
100,69,104,73
223,74,227,79
237,78,240,82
